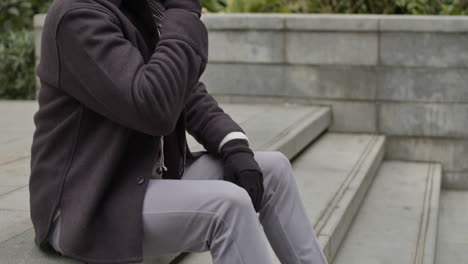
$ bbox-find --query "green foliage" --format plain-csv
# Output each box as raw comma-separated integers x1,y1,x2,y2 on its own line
0,0,33,32
395,0,468,15
225,0,468,14
203,0,228,12
226,0,291,13
0,0,51,32
0,0,50,99
0,29,36,99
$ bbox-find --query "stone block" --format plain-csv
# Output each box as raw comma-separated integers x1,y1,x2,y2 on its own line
208,31,284,63
201,63,377,100
380,32,468,67
385,136,468,183
283,65,377,100
285,32,378,65
377,67,468,103
307,99,377,133
379,15,468,32
285,14,379,31
444,171,468,190
200,63,285,96
202,13,284,30
379,103,468,137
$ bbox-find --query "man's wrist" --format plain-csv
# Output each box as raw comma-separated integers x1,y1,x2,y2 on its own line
220,139,252,161
218,132,250,153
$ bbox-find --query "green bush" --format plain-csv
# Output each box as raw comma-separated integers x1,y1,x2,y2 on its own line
0,0,51,33
0,29,36,99
0,0,51,99
225,0,468,14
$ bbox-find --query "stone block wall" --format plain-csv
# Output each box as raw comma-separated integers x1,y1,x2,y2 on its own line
34,13,468,188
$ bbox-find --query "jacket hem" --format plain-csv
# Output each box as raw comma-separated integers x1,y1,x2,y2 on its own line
60,249,143,264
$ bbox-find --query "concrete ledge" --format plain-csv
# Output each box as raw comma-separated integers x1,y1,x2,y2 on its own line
379,15,468,32
202,13,285,30
200,14,468,32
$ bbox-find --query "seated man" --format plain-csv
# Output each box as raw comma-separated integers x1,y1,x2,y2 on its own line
30,0,328,263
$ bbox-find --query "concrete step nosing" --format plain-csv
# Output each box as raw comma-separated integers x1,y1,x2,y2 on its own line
261,107,331,159
316,135,386,261
415,163,442,264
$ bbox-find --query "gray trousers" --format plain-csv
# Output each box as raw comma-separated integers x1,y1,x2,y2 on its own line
48,151,328,264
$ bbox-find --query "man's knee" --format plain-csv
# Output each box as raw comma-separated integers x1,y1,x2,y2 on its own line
257,151,294,190
212,181,254,212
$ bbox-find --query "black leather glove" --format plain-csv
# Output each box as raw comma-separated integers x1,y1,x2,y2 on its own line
220,139,264,212
163,0,202,17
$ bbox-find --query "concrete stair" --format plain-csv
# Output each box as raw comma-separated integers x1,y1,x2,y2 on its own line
0,102,332,264
0,101,454,264
333,161,442,264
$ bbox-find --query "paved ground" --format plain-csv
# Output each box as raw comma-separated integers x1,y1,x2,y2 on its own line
0,101,38,244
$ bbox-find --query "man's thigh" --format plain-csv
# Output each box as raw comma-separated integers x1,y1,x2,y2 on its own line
141,151,287,257
181,150,285,181
142,178,249,257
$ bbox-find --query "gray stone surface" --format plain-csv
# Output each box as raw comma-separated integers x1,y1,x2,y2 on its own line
377,67,468,103
386,136,468,172
178,133,385,263
284,14,379,31
200,63,286,97
201,13,284,30
212,95,379,133
379,15,468,32
208,31,284,63
285,32,378,66
0,227,176,264
379,102,468,137
334,161,442,264
201,64,377,100
283,65,377,100
308,99,377,133
380,32,468,67
444,172,468,190
436,190,468,264
386,136,468,189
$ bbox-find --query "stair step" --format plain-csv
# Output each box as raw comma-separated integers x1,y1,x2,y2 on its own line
187,103,332,159
176,133,385,263
436,190,468,263
333,161,442,264
0,102,330,263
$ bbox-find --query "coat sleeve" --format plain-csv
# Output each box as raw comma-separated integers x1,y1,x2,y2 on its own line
185,81,249,154
55,7,208,136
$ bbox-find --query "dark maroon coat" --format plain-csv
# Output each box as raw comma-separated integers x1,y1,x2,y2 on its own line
30,0,244,263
